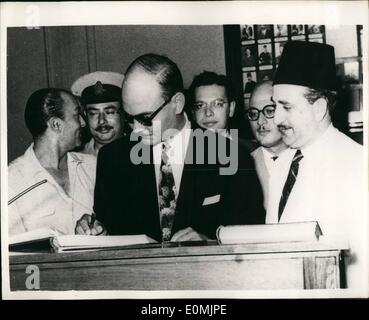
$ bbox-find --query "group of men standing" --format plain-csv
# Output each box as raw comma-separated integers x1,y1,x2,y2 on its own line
8,40,365,289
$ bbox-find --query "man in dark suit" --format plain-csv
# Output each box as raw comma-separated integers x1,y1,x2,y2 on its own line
76,53,265,242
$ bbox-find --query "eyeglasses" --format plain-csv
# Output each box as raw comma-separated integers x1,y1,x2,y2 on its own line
246,104,276,121
193,99,228,112
124,96,172,127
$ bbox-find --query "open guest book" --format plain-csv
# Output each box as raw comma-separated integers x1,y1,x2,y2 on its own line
216,221,323,245
9,228,157,253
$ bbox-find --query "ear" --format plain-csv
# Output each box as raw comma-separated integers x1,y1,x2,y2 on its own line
312,97,328,122
47,116,63,133
229,101,236,118
172,92,185,115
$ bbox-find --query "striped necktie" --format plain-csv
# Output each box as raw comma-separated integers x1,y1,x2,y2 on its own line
278,149,303,221
158,142,177,241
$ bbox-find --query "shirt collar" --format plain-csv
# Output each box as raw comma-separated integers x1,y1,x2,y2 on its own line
154,113,191,153
25,143,84,177
24,143,45,177
300,123,335,158
68,151,84,164
164,114,191,151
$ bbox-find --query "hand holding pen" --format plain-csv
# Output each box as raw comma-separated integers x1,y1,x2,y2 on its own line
75,213,106,236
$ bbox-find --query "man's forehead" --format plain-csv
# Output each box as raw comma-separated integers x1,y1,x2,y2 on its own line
122,68,162,102
195,84,227,99
86,101,121,110
272,84,308,100
61,92,79,109
250,84,273,108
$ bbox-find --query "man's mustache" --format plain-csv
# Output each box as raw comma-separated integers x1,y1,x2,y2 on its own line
96,125,114,132
278,125,291,131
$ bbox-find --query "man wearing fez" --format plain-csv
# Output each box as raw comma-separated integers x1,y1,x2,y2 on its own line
8,89,96,235
71,71,124,156
269,41,365,290
76,53,265,242
246,81,291,210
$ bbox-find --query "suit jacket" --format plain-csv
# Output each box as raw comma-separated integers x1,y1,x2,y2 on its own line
251,147,269,210
94,129,265,241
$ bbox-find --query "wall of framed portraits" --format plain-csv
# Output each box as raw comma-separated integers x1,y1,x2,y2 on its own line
240,24,326,105
224,24,363,144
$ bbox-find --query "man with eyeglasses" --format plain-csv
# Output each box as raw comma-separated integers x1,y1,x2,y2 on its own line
246,81,292,209
71,71,124,156
75,53,265,242
188,71,235,134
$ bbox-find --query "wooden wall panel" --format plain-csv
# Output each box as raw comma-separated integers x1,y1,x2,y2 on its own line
7,25,226,162
44,26,90,89
93,25,226,88
7,27,48,162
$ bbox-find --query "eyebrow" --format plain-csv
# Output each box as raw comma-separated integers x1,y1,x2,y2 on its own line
271,97,289,105
87,105,119,111
125,111,152,117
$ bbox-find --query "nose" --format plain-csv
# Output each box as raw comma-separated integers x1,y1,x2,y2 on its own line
79,115,86,128
273,105,284,126
257,112,267,126
98,112,107,125
204,105,214,117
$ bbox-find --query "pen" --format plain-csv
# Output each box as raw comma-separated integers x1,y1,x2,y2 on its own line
89,212,96,229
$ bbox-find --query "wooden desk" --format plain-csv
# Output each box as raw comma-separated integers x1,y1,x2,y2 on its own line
9,241,347,291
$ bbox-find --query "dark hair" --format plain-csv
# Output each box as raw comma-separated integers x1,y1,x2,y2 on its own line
188,71,234,106
304,88,337,115
125,53,183,101
24,88,74,138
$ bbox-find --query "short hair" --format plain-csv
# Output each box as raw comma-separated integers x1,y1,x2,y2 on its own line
304,88,337,115
24,88,74,139
188,71,234,105
125,53,183,101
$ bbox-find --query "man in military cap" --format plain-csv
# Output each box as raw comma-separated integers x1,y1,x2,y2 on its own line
269,41,365,290
71,71,124,156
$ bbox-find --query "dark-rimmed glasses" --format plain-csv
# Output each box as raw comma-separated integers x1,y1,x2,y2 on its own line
246,104,276,121
124,96,172,127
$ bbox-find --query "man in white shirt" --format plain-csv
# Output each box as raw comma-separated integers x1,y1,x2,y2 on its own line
8,88,97,235
76,53,265,241
246,81,292,209
270,41,366,291
71,71,125,156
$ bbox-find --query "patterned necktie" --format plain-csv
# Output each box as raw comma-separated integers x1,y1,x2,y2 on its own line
158,142,177,241
278,149,303,221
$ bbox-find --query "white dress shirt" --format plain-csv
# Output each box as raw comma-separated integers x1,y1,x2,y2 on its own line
266,124,366,290
8,144,97,235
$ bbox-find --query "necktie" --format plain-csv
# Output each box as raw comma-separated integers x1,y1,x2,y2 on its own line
158,142,177,241
272,156,279,161
278,149,303,221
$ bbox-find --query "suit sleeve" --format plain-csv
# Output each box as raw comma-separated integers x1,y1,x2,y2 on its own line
224,142,266,225
93,146,110,230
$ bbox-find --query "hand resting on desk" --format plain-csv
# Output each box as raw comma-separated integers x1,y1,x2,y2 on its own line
171,227,209,242
75,214,107,236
